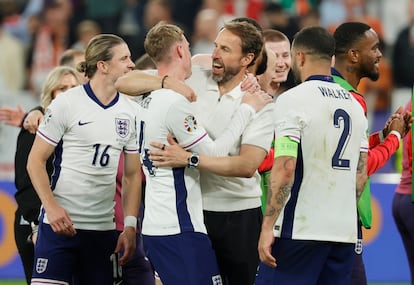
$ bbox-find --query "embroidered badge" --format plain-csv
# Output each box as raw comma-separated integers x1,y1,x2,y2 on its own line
212,275,223,285
35,258,48,273
115,118,130,138
43,108,52,125
184,115,197,133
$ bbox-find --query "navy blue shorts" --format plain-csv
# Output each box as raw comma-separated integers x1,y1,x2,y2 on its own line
255,238,355,285
31,223,117,285
116,231,155,285
143,232,222,285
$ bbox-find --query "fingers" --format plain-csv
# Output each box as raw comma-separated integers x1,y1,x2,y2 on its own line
150,142,165,152
167,134,178,145
394,105,404,114
259,248,277,268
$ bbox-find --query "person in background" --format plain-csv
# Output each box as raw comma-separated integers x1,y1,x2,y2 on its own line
257,28,292,213
332,21,411,285
393,97,414,285
13,66,80,285
27,34,141,284
0,3,26,91
256,25,369,285
134,53,156,71
0,48,87,133
262,28,291,96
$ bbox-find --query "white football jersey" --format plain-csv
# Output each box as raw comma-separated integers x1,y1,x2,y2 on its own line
37,83,139,230
186,66,274,211
138,89,209,236
273,76,369,243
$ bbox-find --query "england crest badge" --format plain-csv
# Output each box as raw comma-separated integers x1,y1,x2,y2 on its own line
115,118,130,138
35,258,48,273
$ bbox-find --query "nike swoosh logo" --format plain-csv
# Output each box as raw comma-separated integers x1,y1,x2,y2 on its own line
78,120,93,126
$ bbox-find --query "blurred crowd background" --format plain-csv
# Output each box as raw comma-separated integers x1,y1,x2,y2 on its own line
1,0,414,172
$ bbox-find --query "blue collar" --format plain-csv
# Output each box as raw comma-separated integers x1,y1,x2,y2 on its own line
83,81,119,109
304,75,334,83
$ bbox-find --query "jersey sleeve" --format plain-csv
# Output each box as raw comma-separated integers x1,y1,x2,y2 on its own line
165,98,209,150
369,131,381,148
124,107,139,154
274,95,302,142
366,133,400,176
167,98,256,156
36,94,69,146
241,104,274,151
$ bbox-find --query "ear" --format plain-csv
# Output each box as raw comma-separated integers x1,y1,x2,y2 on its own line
97,60,108,73
177,44,184,59
241,52,254,67
297,51,306,67
348,49,359,63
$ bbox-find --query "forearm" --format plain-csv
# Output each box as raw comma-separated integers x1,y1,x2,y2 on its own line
369,131,381,148
356,152,368,201
27,159,56,211
197,155,255,177
207,104,254,155
367,132,400,175
193,104,254,157
122,172,141,219
122,154,142,221
262,156,296,229
195,144,266,177
115,70,160,96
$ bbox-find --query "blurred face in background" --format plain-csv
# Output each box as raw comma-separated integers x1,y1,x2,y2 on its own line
51,73,79,99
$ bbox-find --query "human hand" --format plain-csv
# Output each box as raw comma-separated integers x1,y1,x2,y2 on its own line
115,227,136,265
0,104,25,127
387,113,406,138
165,76,197,102
241,89,273,112
258,228,277,268
241,72,261,93
149,135,189,167
23,109,43,134
401,110,413,138
45,202,76,236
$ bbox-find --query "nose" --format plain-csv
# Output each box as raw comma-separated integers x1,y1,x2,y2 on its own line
128,58,135,68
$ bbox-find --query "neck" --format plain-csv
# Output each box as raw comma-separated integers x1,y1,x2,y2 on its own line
218,71,246,95
158,64,186,82
301,64,331,83
89,76,118,105
334,60,360,89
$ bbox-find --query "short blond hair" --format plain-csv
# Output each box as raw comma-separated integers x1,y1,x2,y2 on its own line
144,22,184,64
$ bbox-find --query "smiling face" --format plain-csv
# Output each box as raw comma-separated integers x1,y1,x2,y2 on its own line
356,28,382,81
265,39,291,84
211,28,244,84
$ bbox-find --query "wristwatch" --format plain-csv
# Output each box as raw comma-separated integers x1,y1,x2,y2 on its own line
187,152,200,169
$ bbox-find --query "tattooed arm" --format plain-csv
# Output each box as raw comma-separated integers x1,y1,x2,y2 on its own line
356,152,368,201
258,155,297,268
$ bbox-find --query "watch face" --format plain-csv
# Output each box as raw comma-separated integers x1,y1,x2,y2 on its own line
190,156,199,164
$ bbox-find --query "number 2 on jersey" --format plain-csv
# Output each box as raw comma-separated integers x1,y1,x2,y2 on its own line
332,109,351,170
